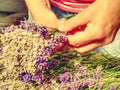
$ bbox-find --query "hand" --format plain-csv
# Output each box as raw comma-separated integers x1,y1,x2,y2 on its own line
25,0,60,28
34,9,60,29
58,0,120,53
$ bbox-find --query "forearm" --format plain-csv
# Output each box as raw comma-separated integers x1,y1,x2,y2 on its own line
24,0,59,28
24,0,52,24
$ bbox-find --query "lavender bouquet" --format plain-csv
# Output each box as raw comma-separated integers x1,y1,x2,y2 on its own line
0,21,120,90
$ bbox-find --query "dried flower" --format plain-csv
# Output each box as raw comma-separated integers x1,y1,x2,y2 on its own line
98,83,104,89
109,84,119,90
19,72,33,82
92,71,101,79
87,80,96,88
78,66,87,74
34,59,49,71
67,82,83,90
33,71,45,84
58,72,71,83
49,59,60,67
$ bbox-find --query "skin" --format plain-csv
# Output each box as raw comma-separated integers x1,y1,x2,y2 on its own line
25,0,60,28
25,0,120,54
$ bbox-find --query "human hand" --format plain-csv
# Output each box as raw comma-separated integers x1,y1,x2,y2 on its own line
34,9,60,29
25,0,60,29
58,0,120,53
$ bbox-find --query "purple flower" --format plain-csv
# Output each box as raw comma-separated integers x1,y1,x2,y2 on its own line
20,20,26,25
92,71,101,79
109,84,119,90
39,28,48,36
19,72,33,82
33,71,45,84
35,55,43,61
59,36,68,43
66,60,70,66
87,80,96,88
4,26,14,32
19,20,27,29
33,71,42,82
58,72,71,83
42,46,53,56
49,59,60,67
34,59,49,71
78,66,87,74
67,82,83,90
67,54,74,59
32,25,38,31
98,83,104,89
36,26,48,37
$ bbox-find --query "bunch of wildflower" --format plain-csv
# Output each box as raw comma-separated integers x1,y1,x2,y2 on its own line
0,20,67,86
0,20,120,90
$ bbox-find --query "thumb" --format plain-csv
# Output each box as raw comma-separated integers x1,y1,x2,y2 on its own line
58,12,88,32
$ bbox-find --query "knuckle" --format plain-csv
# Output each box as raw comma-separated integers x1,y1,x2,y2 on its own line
108,38,114,44
95,33,105,40
90,30,105,40
87,25,106,40
104,38,114,45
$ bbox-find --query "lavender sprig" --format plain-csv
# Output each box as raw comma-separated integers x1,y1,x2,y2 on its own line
19,72,33,83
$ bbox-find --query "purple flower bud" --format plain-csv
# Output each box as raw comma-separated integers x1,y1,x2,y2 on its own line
4,26,14,32
33,71,45,84
59,36,68,43
39,29,48,36
19,72,33,82
35,55,42,61
20,20,25,25
21,25,26,29
33,71,41,81
92,71,101,79
32,25,38,31
34,59,49,71
109,84,119,90
67,54,74,59
49,59,60,67
43,46,52,55
58,72,71,83
87,80,96,88
78,66,87,74
82,81,89,88
98,83,104,89
67,82,83,90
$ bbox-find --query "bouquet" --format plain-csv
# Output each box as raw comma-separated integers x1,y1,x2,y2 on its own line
0,20,120,90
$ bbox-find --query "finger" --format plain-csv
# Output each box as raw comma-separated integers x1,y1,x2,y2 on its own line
51,43,64,55
58,11,89,32
73,25,119,53
74,42,103,54
67,24,103,47
51,42,71,55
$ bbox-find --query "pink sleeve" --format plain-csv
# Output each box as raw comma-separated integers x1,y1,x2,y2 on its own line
50,0,95,13
59,0,95,3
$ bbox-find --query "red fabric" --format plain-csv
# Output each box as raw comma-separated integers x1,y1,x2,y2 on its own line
50,0,95,13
